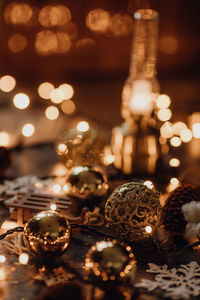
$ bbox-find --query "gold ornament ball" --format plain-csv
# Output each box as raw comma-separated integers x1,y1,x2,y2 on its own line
56,128,103,169
24,210,70,257
84,240,136,284
105,182,162,242
66,165,108,200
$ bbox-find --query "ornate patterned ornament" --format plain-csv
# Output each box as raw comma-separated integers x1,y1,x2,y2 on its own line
104,182,162,242
135,261,200,299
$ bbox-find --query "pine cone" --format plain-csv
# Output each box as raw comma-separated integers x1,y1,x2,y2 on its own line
163,184,200,234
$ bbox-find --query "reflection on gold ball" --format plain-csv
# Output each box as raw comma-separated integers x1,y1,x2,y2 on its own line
24,211,70,257
105,182,162,242
84,240,136,284
66,166,108,200
55,128,103,169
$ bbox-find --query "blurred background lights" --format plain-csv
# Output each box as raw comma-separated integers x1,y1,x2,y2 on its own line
145,225,152,233
86,9,110,33
157,108,172,122
4,3,33,25
169,158,180,167
22,123,35,137
192,123,200,138
19,253,29,265
8,34,27,53
0,256,6,263
38,82,54,99
160,122,173,138
170,136,182,147
109,13,133,37
13,93,30,109
50,204,57,211
50,88,64,104
55,32,71,54
53,184,61,194
38,5,71,27
0,75,16,92
35,30,57,55
63,184,69,193
58,83,74,100
159,36,179,55
61,100,76,115
45,106,59,120
57,143,67,154
156,94,171,109
170,177,180,186
77,121,89,132
0,132,10,147
180,128,192,143
173,121,187,135
143,180,154,189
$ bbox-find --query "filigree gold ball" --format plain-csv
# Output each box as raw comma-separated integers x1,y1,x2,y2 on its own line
56,128,103,169
84,240,136,285
105,182,162,242
24,211,70,257
66,166,108,200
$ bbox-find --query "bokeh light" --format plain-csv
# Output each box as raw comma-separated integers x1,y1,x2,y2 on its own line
58,83,74,100
4,3,33,25
77,121,89,132
56,32,71,54
180,128,192,143
57,143,67,154
19,253,29,265
52,184,61,194
38,82,54,99
45,105,59,120
156,94,171,109
173,122,187,136
145,225,152,233
143,180,154,189
35,30,57,55
0,75,16,92
159,36,179,55
64,22,78,39
109,13,133,37
50,88,64,104
170,136,182,147
157,108,172,122
0,256,6,263
50,204,57,211
61,100,76,115
170,177,180,186
0,132,10,147
13,93,30,109
38,5,71,27
86,9,110,33
22,123,35,137
192,123,200,138
169,158,180,167
160,122,173,139
8,34,27,53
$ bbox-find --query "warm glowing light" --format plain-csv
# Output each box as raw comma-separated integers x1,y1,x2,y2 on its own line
45,106,59,120
157,108,172,122
170,177,180,186
38,5,71,27
143,180,154,189
86,9,110,33
58,84,74,100
0,256,6,263
13,93,30,109
50,88,64,104
159,36,179,55
192,123,200,138
0,75,16,92
52,184,61,194
0,132,10,147
61,100,76,115
35,30,57,55
56,32,71,54
1,220,18,231
156,94,171,109
4,3,33,25
170,136,182,147
130,80,153,114
180,128,192,143
22,123,35,137
38,82,54,99
109,13,133,37
0,268,6,281
172,122,187,136
63,184,69,193
57,143,67,154
19,253,29,265
145,226,152,233
77,121,89,132
50,204,57,211
8,34,27,53
160,122,173,139
51,163,67,177
169,158,180,167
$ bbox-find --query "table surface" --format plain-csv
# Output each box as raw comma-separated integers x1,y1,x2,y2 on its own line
1,144,200,300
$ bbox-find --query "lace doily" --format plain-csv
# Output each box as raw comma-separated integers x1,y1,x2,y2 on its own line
135,261,200,299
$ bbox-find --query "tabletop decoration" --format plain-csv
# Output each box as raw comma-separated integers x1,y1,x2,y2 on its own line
24,210,71,257
66,165,108,200
84,239,136,286
104,182,162,242
135,261,200,299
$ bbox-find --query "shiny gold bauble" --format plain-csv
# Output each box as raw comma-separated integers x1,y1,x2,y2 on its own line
84,240,136,284
24,211,70,257
105,182,162,242
66,166,108,200
56,128,103,169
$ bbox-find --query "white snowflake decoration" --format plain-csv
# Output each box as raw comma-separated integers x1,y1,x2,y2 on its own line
135,261,200,299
